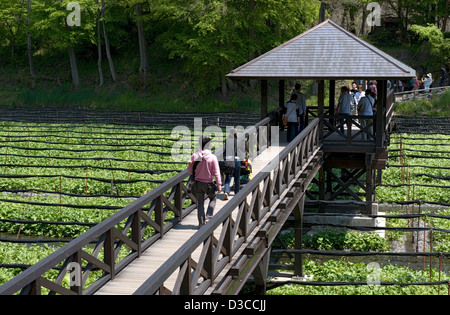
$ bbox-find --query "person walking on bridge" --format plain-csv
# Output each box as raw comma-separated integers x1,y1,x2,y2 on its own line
291,83,307,132
284,93,300,143
188,136,222,228
357,89,375,141
222,128,245,200
336,86,352,134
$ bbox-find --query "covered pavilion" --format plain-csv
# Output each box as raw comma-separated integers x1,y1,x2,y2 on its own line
227,20,417,212
227,19,415,121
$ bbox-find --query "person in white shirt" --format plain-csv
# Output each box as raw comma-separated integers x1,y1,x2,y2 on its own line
423,73,432,92
285,94,300,142
357,89,375,141
354,84,365,106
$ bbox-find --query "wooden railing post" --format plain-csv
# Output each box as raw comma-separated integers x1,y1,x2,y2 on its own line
223,217,233,257
376,80,387,149
70,251,82,294
239,203,249,240
155,196,164,238
253,188,262,223
204,236,214,280
174,182,183,222
104,229,115,281
28,279,41,295
180,257,192,295
346,116,352,145
131,212,142,257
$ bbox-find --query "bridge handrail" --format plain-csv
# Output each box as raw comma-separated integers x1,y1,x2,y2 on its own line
134,118,321,295
319,88,395,150
393,85,449,96
0,117,271,295
385,88,395,132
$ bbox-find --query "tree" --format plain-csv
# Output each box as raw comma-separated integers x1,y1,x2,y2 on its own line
32,0,97,90
382,0,446,34
101,0,117,83
0,0,27,61
154,0,320,95
136,3,149,86
115,0,149,87
411,23,450,64
95,0,118,87
27,0,37,86
96,0,104,87
438,0,449,32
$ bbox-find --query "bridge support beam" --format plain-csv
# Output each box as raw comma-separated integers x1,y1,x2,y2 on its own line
261,80,268,120
308,152,386,214
293,195,305,277
252,247,271,295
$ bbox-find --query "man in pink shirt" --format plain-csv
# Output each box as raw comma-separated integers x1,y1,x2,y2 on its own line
188,136,222,227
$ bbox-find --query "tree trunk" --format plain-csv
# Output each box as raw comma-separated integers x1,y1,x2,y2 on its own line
442,0,449,32
136,3,148,86
68,46,80,90
27,0,36,88
360,5,366,35
221,77,227,97
312,1,327,96
102,0,117,82
319,1,326,23
10,37,15,61
97,17,104,87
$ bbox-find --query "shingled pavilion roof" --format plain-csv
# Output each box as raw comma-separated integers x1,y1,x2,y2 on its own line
227,20,416,80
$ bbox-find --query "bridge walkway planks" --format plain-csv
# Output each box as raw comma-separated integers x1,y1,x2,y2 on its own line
94,140,287,295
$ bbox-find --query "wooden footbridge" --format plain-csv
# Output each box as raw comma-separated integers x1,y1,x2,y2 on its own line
0,19,416,295
0,118,322,295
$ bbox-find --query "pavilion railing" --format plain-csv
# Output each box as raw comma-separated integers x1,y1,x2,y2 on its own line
322,114,375,144
0,118,271,295
320,88,395,150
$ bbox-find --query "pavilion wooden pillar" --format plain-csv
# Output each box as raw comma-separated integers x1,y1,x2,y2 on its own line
279,80,285,108
317,80,325,143
376,80,387,150
261,80,268,120
293,195,305,277
329,80,335,117
317,79,326,206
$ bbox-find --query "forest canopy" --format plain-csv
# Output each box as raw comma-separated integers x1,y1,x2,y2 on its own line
0,0,449,98
0,0,320,94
